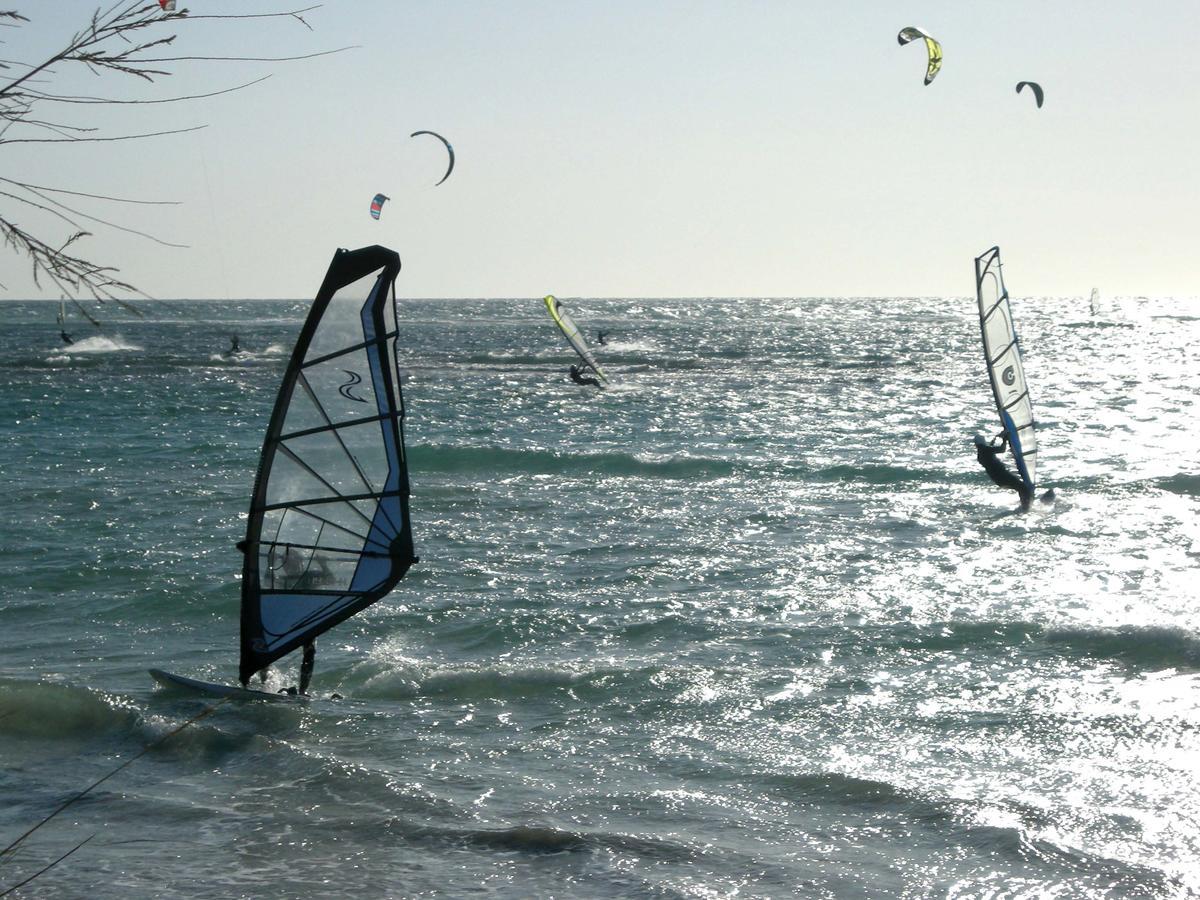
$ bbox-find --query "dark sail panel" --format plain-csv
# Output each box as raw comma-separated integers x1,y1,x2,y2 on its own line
239,246,415,685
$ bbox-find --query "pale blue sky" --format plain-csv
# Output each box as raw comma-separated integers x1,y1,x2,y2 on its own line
4,2,1199,299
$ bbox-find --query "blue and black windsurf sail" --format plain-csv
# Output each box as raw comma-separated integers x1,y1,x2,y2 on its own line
239,245,415,685
975,246,1037,496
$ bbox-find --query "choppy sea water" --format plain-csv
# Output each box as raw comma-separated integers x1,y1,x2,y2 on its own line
1,293,1197,899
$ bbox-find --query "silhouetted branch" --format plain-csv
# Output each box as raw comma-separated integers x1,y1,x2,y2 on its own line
0,2,337,305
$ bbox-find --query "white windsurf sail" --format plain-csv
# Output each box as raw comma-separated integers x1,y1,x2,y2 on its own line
544,295,609,384
975,246,1037,495
239,245,416,685
1089,287,1100,316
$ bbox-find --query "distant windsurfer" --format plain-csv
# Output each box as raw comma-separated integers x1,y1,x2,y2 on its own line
60,330,74,345
224,334,241,357
569,364,601,389
597,330,608,345
973,434,1032,510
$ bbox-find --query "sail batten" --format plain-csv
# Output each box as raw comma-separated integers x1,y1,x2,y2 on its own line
975,246,1038,495
239,246,415,685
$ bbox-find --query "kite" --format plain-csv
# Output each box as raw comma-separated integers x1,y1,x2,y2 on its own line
897,27,942,86
410,131,455,186
1016,81,1045,108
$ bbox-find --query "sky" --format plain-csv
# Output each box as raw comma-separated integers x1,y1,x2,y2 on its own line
3,1,1200,300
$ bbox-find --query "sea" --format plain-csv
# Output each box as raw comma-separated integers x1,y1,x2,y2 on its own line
1,292,1197,899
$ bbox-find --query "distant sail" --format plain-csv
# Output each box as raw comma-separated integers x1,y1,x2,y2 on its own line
1089,287,1100,317
56,299,65,327
975,246,1037,495
544,295,609,384
239,245,416,685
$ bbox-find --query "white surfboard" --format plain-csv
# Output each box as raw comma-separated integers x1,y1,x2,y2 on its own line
149,668,303,703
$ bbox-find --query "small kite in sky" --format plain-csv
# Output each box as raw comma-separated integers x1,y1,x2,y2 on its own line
410,130,455,186
897,26,942,86
1016,81,1045,108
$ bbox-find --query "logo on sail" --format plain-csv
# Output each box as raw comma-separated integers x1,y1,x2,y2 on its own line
1002,365,1016,386
338,369,368,403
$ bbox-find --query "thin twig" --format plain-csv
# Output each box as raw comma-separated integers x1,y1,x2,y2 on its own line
0,177,180,206
19,74,271,105
135,46,356,63
0,123,204,144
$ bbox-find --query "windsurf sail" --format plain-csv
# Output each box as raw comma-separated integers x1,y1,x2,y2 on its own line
56,299,65,327
1089,287,1099,316
975,246,1037,495
239,245,416,685
544,295,608,384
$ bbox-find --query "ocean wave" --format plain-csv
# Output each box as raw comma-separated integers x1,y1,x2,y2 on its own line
54,335,142,354
395,821,698,861
812,462,946,485
408,444,742,479
872,621,1200,672
354,660,585,701
1044,625,1200,670
0,678,139,741
1155,473,1200,496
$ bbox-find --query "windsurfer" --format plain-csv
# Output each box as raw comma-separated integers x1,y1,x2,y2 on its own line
597,330,608,345
569,364,602,389
60,330,74,345
973,434,1032,509
225,334,241,357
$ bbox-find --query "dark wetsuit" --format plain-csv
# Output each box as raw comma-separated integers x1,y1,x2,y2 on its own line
596,331,608,345
569,364,601,389
298,641,315,695
60,330,74,345
227,335,241,355
973,435,1032,509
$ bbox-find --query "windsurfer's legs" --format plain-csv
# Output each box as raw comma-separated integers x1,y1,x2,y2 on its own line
972,435,1027,499
298,641,315,695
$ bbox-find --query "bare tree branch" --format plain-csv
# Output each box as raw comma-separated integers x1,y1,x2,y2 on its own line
17,73,271,105
1,2,339,303
0,122,204,144
0,176,180,205
135,46,357,63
